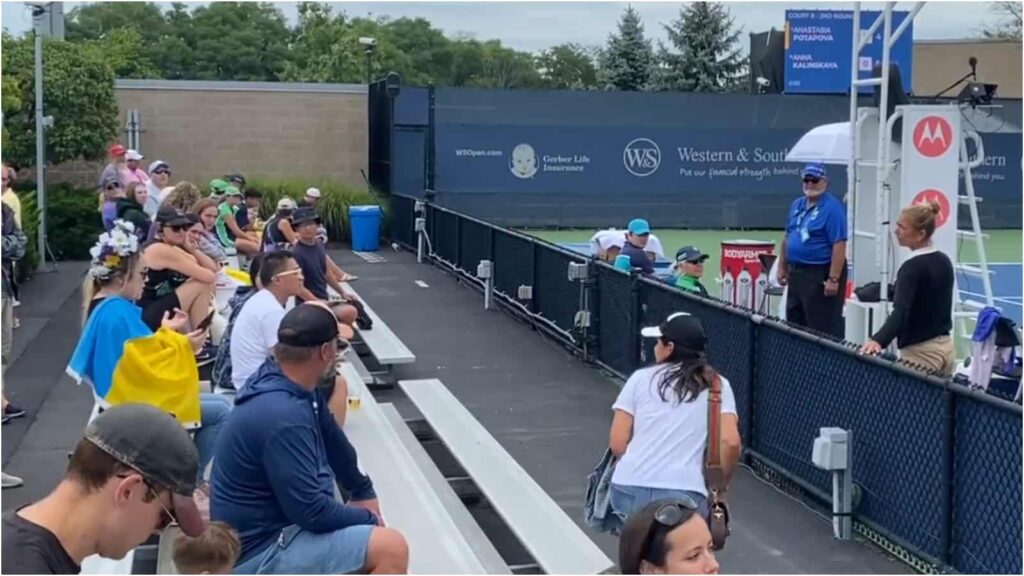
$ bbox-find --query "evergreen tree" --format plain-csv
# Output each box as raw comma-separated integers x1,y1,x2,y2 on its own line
653,2,746,92
598,6,654,91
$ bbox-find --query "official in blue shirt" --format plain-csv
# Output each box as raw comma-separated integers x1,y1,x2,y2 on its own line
618,219,655,275
776,163,848,337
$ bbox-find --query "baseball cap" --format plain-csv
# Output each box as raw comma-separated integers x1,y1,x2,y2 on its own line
277,197,298,211
291,206,320,226
156,207,192,228
675,246,709,264
225,173,246,186
305,187,322,199
149,160,170,174
278,303,340,348
640,312,707,352
801,163,827,180
627,218,651,235
125,149,144,161
209,179,229,195
223,185,242,197
83,404,204,537
100,175,123,190
108,144,126,157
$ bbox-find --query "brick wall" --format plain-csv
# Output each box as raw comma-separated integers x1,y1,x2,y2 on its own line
110,80,368,187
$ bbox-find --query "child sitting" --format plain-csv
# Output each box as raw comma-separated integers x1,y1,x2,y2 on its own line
172,521,240,575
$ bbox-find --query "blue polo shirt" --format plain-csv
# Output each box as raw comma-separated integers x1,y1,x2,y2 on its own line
620,241,654,274
785,192,847,265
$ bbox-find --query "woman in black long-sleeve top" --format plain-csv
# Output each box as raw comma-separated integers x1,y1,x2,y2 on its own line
860,201,955,375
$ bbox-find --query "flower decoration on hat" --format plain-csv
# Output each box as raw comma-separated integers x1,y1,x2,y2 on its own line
88,220,140,279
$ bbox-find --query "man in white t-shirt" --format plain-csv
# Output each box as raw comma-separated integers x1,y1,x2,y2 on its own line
230,250,307,390
589,228,665,262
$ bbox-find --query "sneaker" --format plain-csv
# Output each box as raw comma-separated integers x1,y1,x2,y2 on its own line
2,472,23,489
4,404,26,419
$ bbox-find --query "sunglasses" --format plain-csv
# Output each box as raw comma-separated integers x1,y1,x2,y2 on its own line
153,169,170,176
273,268,303,280
106,182,123,190
168,224,190,232
116,473,178,530
640,499,699,563
802,177,822,184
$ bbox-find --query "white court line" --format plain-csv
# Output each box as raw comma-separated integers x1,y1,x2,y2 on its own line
961,262,1023,267
415,280,429,288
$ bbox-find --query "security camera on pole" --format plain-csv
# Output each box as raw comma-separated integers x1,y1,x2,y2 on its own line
359,37,377,84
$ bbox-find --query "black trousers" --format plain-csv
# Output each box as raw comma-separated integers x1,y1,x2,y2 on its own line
786,262,847,338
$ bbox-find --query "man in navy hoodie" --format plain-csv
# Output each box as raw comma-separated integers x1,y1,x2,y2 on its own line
211,304,408,574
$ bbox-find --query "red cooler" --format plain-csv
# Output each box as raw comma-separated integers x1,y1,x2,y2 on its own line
720,240,775,310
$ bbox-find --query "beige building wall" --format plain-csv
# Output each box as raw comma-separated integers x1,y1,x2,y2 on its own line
913,39,1022,98
113,80,367,186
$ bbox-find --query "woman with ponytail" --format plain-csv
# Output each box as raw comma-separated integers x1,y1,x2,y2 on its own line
607,313,742,529
861,201,955,375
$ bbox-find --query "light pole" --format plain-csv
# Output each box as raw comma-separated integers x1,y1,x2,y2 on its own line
29,3,47,272
359,37,377,84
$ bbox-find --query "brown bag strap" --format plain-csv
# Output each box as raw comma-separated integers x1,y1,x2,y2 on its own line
705,375,726,492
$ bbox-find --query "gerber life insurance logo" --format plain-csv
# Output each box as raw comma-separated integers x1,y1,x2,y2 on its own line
623,138,661,177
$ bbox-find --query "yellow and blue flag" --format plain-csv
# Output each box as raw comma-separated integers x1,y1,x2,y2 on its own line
66,296,201,428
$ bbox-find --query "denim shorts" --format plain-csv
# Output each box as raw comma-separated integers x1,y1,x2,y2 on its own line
608,483,709,534
234,524,374,575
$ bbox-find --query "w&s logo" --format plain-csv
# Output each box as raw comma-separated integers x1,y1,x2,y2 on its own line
623,138,661,177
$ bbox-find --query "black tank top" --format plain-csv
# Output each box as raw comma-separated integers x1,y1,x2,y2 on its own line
263,215,291,250
141,241,189,301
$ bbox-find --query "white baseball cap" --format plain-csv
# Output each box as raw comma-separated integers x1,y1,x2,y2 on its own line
148,160,170,173
305,187,321,199
277,197,298,211
125,149,144,161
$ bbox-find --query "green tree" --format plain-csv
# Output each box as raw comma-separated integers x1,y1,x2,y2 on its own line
82,28,161,79
599,6,654,91
66,1,169,45
1,33,119,167
186,2,292,81
537,43,598,89
1,74,21,154
653,2,746,92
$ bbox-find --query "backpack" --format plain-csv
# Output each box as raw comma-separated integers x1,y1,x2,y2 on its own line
2,204,27,262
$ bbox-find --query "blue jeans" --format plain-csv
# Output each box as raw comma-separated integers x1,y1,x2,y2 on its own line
194,393,232,483
608,483,708,534
234,524,374,574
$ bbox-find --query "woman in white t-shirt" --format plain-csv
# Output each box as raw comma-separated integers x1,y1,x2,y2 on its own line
608,312,742,528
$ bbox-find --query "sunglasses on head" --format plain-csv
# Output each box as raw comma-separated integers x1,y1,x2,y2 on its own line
640,498,700,562
803,177,821,184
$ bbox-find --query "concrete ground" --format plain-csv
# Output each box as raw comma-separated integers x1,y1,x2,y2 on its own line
1,251,909,574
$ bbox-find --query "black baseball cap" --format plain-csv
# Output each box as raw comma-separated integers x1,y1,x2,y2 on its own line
640,312,707,351
291,207,320,226
675,246,709,264
83,404,205,536
156,207,192,228
278,303,340,347
225,173,246,186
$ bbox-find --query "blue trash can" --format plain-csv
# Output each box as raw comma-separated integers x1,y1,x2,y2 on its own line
348,205,381,251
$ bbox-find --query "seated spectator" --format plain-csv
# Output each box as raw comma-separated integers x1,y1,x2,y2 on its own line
173,521,241,575
123,150,150,186
618,499,719,575
69,221,230,481
1,403,205,574
591,228,665,263
619,219,656,275
157,182,205,243
140,208,218,337
214,187,260,256
212,254,265,392
673,246,710,297
225,173,246,193
211,304,408,574
290,208,359,326
208,179,230,199
116,182,151,241
236,188,262,233
299,187,321,210
146,160,171,216
191,199,230,263
608,313,741,529
262,197,298,252
100,177,125,232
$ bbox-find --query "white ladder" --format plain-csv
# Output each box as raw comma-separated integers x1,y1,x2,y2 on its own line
953,127,996,336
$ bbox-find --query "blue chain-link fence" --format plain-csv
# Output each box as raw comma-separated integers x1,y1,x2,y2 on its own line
390,194,1023,574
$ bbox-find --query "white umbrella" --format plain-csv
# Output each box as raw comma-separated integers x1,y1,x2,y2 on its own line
785,122,853,166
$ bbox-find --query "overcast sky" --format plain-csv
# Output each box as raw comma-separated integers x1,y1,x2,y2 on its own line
0,1,1007,54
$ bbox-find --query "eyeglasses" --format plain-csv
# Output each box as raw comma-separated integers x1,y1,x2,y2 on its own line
273,268,303,280
803,177,822,184
640,499,699,563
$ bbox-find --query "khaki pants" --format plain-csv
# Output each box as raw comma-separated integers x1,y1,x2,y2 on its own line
900,335,955,377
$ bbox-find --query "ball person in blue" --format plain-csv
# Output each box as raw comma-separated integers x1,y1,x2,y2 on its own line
776,163,848,338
